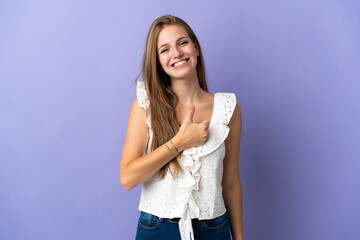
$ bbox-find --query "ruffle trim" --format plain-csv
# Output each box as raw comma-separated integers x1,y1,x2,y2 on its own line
136,80,237,240
136,81,151,128
178,92,236,240
181,92,237,157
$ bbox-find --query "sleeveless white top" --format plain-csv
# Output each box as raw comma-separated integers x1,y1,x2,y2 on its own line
136,81,237,240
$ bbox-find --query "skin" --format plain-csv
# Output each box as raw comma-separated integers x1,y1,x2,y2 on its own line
157,24,210,117
120,24,244,240
222,103,244,240
157,25,199,82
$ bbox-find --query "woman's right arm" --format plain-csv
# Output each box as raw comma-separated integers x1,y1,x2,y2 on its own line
119,98,208,191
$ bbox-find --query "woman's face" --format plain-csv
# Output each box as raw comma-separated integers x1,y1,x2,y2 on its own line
157,25,199,81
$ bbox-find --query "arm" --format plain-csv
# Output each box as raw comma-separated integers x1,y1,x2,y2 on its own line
120,99,208,191
222,103,244,240
119,97,184,191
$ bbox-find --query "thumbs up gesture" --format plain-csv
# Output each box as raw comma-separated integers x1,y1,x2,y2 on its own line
176,104,210,150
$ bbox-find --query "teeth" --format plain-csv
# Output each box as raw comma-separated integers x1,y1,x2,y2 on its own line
173,60,187,67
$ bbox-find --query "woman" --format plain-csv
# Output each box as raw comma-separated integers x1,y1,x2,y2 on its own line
120,15,244,240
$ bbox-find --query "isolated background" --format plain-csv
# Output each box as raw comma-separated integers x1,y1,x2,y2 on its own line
1,0,359,239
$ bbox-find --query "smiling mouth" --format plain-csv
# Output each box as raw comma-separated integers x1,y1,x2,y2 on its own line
171,58,189,67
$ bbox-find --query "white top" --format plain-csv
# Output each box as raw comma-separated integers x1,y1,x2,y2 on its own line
136,81,237,240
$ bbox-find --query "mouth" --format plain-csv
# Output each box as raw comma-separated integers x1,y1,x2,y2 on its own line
171,58,190,68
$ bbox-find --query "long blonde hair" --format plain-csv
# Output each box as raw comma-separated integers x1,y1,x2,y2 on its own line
136,15,208,180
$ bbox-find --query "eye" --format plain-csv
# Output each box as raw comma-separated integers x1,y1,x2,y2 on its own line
160,48,169,54
179,40,188,46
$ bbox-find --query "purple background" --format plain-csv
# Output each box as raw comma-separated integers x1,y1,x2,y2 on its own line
1,0,359,239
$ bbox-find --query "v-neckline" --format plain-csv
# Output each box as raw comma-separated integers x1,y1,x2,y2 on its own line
194,93,217,127
177,93,217,127
181,93,217,153
209,93,217,128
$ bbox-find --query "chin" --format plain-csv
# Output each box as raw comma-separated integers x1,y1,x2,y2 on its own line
166,68,197,80
169,74,193,80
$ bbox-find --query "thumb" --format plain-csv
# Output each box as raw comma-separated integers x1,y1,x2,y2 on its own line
185,104,195,123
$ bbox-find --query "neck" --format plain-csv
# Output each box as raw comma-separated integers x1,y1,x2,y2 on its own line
170,74,205,107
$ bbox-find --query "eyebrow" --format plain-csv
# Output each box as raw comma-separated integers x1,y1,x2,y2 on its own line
158,37,188,51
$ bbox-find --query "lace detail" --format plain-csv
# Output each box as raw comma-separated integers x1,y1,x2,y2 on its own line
177,92,236,239
136,80,237,240
181,92,236,157
136,81,151,128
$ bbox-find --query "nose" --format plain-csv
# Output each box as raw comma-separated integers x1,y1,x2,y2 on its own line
173,46,183,58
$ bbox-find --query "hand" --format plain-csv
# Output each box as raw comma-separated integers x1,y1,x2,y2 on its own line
176,104,210,149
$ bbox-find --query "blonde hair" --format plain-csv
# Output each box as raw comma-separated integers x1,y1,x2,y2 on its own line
136,15,208,180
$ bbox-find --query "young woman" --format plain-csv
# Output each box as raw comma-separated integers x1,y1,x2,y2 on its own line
120,15,244,240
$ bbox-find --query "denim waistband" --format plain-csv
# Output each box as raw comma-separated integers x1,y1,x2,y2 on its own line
140,211,205,224
167,217,201,223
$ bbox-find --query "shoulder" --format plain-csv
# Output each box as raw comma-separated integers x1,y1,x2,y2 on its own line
232,102,242,121
214,91,237,125
130,97,147,119
228,102,242,132
126,97,149,140
215,92,237,107
130,97,145,114
136,81,150,110
215,92,236,100
216,91,241,129
132,97,141,108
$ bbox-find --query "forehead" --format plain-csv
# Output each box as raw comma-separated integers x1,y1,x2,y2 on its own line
157,25,190,47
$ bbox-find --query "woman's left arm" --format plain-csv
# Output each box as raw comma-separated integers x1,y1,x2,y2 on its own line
222,103,244,240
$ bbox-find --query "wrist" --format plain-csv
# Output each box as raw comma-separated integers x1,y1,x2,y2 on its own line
170,134,185,153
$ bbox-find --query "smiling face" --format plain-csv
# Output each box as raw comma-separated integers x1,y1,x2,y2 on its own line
157,25,199,81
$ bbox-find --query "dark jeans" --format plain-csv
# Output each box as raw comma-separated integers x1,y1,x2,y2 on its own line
135,211,231,240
